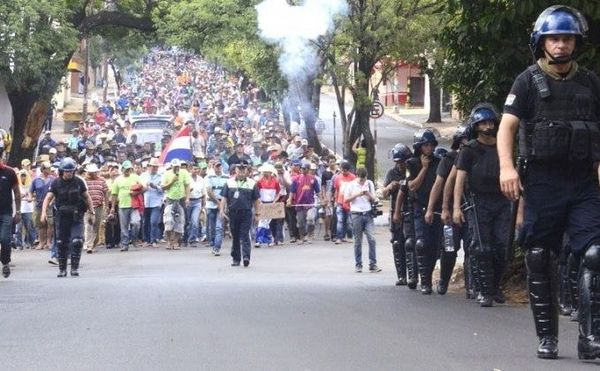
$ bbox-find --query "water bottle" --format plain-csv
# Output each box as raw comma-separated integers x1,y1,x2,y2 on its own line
443,225,454,252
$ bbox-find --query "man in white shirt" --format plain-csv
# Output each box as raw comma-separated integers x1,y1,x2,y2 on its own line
186,162,206,246
344,167,381,273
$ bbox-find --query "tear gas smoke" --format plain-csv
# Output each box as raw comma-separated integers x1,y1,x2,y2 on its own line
256,0,347,128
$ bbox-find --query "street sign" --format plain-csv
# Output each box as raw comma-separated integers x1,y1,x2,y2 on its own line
370,101,384,119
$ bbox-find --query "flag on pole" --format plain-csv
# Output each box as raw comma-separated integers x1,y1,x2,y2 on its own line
159,126,193,164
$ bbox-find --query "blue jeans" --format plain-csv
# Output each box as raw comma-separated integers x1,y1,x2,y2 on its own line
336,206,353,240
143,207,162,243
207,208,223,250
0,214,13,265
186,199,202,243
118,208,140,247
351,212,377,266
15,212,36,247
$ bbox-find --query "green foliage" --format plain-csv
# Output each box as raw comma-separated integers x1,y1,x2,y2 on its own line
439,0,600,115
0,0,79,99
155,0,285,94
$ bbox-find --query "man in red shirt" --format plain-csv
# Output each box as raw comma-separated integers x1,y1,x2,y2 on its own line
333,161,355,244
0,151,20,278
288,162,320,244
255,164,281,246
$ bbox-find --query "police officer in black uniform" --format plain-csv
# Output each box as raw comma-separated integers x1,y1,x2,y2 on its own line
425,126,470,295
382,144,413,286
406,129,442,294
220,160,260,267
453,104,511,308
497,5,600,359
41,158,94,277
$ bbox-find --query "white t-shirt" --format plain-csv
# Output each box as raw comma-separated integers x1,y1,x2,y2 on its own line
344,179,375,213
20,185,34,214
189,176,206,200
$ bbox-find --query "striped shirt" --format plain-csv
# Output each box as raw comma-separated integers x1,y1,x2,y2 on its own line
85,176,108,208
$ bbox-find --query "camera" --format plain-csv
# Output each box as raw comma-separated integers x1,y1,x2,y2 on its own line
370,201,383,218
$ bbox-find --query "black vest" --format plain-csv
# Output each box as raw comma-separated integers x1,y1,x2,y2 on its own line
519,65,600,162
53,177,86,214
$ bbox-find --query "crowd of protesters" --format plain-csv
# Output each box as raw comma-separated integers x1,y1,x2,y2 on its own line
2,49,384,274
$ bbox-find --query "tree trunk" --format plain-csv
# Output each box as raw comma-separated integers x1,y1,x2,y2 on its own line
7,92,48,167
426,71,441,123
347,105,375,180
304,80,322,154
102,54,109,102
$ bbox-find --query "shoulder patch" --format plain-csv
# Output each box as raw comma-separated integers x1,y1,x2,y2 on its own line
505,94,516,106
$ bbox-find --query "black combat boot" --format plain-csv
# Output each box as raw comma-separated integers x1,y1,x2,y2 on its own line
437,253,456,295
416,254,432,295
71,257,80,277
478,258,494,307
405,240,418,290
559,263,572,316
71,241,83,277
470,255,482,300
392,241,407,286
57,258,68,278
577,246,600,360
464,256,474,299
568,253,580,322
526,248,559,359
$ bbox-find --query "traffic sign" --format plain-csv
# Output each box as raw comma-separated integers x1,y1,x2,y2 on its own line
370,101,384,119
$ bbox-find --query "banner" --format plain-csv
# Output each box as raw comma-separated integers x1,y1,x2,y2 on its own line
257,202,285,219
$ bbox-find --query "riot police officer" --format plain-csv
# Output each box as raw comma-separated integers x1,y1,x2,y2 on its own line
425,126,470,295
406,129,442,294
454,104,510,308
382,144,412,286
497,5,600,360
41,158,94,277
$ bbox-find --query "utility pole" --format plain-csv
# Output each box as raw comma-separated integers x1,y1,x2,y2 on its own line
333,111,337,155
82,38,90,121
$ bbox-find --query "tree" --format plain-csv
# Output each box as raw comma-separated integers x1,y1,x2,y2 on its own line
0,0,156,166
321,0,441,179
439,0,600,115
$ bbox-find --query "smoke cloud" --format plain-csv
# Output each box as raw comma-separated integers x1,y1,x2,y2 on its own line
256,0,347,131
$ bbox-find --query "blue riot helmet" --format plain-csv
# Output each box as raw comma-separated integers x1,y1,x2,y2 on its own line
391,144,413,162
59,157,77,172
451,124,469,150
412,128,439,155
434,147,448,159
467,103,500,139
530,5,588,62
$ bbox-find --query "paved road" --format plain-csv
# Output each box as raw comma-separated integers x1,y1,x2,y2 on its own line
1,232,596,371
317,94,451,180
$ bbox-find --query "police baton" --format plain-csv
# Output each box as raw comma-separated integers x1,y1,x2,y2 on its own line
507,158,527,264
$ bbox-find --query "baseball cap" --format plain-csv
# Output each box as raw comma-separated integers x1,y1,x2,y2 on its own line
171,159,181,167
121,160,133,170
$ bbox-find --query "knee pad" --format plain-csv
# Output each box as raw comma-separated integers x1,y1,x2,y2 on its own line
71,238,84,249
583,244,600,271
525,247,549,274
404,237,415,251
415,238,426,254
